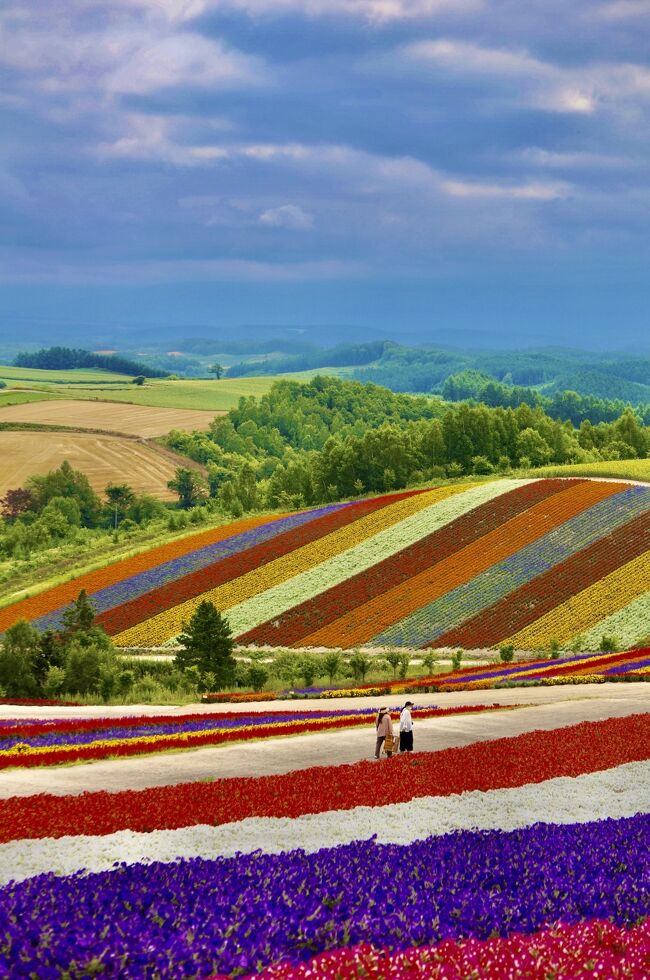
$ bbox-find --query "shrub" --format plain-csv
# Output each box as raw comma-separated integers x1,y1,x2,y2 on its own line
499,644,515,663
599,634,619,653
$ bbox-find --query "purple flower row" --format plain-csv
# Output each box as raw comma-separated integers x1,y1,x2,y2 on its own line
1,708,378,749
1,814,647,977
606,656,650,675
376,485,650,646
33,502,348,633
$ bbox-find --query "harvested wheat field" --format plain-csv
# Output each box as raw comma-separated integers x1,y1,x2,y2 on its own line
0,399,221,436
0,432,181,499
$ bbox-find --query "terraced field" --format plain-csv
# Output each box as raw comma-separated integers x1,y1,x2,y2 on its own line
3,476,650,650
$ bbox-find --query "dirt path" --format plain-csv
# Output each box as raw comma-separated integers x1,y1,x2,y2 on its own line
1,684,647,798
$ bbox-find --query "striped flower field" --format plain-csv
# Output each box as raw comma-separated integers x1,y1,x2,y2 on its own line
3,476,650,650
1,711,648,976
0,703,509,769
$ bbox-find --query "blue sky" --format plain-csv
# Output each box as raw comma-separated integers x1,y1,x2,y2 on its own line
1,0,649,347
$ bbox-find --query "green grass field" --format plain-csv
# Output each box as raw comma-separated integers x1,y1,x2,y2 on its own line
0,389,59,407
0,365,134,384
0,369,341,412
527,458,650,483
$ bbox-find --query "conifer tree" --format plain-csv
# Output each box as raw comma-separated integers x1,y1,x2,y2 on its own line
176,600,236,691
61,589,96,634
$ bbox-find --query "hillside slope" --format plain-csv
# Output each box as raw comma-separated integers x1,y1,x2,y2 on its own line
2,477,650,651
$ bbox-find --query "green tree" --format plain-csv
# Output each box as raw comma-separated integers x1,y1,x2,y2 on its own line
247,664,269,692
322,652,342,684
297,655,320,688
132,375,145,386
209,363,224,380
168,467,207,509
176,600,236,691
421,651,437,674
270,652,301,687
33,629,63,685
28,460,101,527
105,483,136,527
398,652,410,679
61,589,96,636
349,652,371,683
451,649,463,671
384,651,401,678
0,620,40,696
516,428,553,467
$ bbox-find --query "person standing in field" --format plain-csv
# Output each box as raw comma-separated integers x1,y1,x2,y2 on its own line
374,707,394,759
399,701,414,752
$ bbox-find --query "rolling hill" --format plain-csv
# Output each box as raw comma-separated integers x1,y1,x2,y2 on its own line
2,476,650,651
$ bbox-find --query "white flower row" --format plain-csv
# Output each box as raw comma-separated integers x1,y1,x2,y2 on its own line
581,589,650,650
225,479,531,636
3,759,648,886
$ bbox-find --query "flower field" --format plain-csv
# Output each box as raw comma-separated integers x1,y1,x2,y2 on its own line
0,711,648,975
0,703,507,769
4,476,650,649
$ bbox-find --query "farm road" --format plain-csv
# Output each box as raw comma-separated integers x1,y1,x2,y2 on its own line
0,683,648,798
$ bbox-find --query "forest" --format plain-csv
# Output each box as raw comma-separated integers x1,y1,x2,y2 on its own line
13,347,168,378
166,376,650,513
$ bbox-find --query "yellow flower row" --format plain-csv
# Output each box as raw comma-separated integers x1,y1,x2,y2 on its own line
0,714,365,763
115,488,455,646
506,550,650,648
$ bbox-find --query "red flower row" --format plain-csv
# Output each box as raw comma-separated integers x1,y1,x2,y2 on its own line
0,704,502,770
221,918,650,979
239,479,569,646
2,712,647,844
437,507,650,648
98,492,409,636
4,707,381,739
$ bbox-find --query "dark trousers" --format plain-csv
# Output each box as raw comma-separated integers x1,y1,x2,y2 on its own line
375,736,393,758
399,730,413,752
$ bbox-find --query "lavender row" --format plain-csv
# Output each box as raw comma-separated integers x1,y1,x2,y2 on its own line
377,485,650,647
1,708,377,749
1,814,647,977
33,502,347,633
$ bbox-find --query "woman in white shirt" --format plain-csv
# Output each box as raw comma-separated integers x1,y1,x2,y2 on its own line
399,701,414,752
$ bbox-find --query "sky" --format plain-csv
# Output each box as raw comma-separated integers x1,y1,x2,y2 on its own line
1,0,650,348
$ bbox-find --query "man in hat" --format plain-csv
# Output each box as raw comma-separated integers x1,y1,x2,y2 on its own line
399,701,414,752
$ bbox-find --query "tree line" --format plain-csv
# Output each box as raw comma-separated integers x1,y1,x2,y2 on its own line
440,370,650,426
165,375,650,514
14,346,168,378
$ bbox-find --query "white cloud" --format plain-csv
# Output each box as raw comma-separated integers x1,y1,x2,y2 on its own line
259,204,314,228
405,39,547,78
99,122,572,208
402,38,597,114
118,0,482,24
0,13,265,98
519,148,634,170
597,0,650,17
441,179,569,200
106,33,263,94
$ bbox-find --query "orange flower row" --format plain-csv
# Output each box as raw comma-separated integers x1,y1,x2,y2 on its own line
304,480,620,648
0,513,276,633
